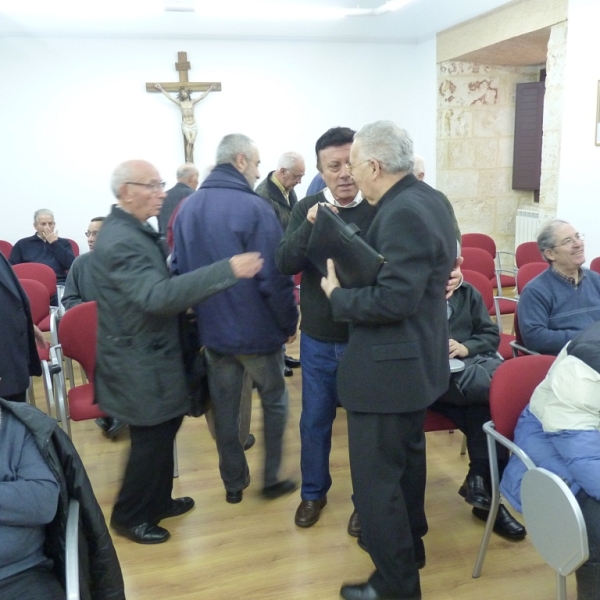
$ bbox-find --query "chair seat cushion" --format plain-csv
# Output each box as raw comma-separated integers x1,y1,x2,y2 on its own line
68,383,106,421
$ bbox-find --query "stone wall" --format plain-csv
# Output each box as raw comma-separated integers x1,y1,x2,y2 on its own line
437,61,542,252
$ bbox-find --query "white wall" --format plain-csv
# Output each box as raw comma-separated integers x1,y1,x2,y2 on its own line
0,36,437,251
556,0,600,263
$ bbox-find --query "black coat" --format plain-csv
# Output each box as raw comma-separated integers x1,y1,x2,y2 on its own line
157,182,195,234
255,172,298,231
330,174,456,413
0,399,125,600
0,253,41,397
92,205,238,426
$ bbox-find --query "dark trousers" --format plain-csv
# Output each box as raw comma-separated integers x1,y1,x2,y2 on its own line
112,415,183,527
2,390,27,403
347,409,427,599
576,490,600,600
0,564,64,600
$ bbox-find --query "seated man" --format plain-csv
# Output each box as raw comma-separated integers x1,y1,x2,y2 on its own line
428,281,526,540
9,209,75,287
502,321,600,599
519,219,600,354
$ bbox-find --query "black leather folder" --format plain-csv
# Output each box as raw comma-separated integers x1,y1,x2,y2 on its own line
306,203,385,288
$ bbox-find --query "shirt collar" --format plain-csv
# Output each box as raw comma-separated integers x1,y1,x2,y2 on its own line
270,173,289,200
551,265,585,288
322,186,363,208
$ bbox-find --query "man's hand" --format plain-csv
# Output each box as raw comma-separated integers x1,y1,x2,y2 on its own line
306,204,319,224
320,258,340,299
33,325,50,350
446,256,464,299
41,226,58,244
449,338,468,358
229,252,263,278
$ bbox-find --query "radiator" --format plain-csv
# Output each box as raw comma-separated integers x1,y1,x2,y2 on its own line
515,210,540,249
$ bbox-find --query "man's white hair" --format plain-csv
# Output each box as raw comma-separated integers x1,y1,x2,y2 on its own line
354,121,414,174
215,133,256,165
176,163,199,181
34,209,54,223
277,151,304,170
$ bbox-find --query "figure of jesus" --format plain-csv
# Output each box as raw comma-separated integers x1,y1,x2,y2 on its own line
155,83,216,163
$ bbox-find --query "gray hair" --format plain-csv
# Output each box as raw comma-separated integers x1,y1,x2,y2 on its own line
537,219,569,262
110,162,136,199
277,151,303,170
354,120,414,174
412,154,425,178
176,163,199,181
34,209,54,223
215,134,256,166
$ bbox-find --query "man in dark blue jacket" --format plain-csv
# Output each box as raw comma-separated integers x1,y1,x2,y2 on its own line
173,133,299,504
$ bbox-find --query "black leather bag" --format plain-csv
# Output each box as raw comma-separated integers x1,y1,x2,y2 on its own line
306,203,385,288
179,311,211,417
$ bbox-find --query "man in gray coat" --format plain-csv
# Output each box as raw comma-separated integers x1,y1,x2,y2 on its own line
92,159,263,545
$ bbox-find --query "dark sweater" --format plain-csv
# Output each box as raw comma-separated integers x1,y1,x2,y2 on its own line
61,252,98,311
276,192,377,343
9,234,75,284
0,405,59,582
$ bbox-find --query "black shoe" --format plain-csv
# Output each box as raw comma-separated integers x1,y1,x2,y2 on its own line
458,474,491,510
226,477,251,504
262,479,297,499
284,355,301,368
157,497,194,521
340,582,402,600
243,434,256,451
95,417,111,433
284,366,294,377
347,509,361,537
356,537,425,569
110,520,170,544
106,418,127,439
472,505,527,540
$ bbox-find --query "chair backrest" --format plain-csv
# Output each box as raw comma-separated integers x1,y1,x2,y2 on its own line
515,241,544,268
58,301,97,380
13,262,57,298
521,467,588,576
66,238,80,257
516,262,548,294
0,239,13,258
462,269,494,312
489,355,555,440
19,278,50,326
461,233,496,259
589,257,600,275
461,247,496,280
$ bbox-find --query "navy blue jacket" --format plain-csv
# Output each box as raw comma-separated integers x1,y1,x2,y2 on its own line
172,164,298,355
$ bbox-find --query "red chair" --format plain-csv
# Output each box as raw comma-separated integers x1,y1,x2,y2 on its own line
515,241,544,268
461,249,516,318
13,262,58,337
472,354,556,577
293,272,302,304
66,238,80,257
510,305,539,358
462,233,516,293
462,270,515,360
55,301,107,438
0,239,13,258
516,262,548,296
589,257,600,275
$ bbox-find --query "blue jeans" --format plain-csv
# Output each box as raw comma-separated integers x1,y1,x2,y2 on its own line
299,333,346,500
206,348,289,491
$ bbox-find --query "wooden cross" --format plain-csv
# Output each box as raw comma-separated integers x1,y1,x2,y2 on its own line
146,51,221,162
145,51,222,93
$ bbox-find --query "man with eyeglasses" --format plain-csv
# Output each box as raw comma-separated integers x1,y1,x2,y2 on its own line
92,159,263,544
256,151,306,377
519,219,600,354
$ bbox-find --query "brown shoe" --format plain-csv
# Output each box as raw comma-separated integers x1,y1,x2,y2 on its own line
295,497,327,528
347,509,361,537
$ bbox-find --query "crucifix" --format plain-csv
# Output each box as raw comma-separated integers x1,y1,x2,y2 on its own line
146,51,222,163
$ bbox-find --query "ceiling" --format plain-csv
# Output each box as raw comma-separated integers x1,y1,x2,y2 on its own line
0,0,518,43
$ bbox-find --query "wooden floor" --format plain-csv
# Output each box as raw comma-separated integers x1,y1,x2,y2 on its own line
33,328,574,599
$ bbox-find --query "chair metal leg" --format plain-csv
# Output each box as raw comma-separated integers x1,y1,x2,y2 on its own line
556,573,567,600
65,356,76,390
65,499,80,600
460,434,467,455
27,377,36,406
173,440,179,478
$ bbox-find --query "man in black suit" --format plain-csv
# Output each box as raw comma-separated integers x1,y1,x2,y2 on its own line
322,121,456,600
157,163,199,234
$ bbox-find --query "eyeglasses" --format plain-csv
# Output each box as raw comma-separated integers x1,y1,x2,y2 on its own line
125,181,166,192
345,159,370,174
85,231,99,238
552,233,585,248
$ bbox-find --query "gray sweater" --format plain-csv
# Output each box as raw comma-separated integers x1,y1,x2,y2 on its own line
0,405,59,581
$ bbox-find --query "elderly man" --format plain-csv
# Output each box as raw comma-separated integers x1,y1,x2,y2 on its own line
157,163,199,234
519,220,600,354
10,209,75,286
173,134,299,504
502,321,600,599
321,121,456,600
256,151,305,376
93,159,263,544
